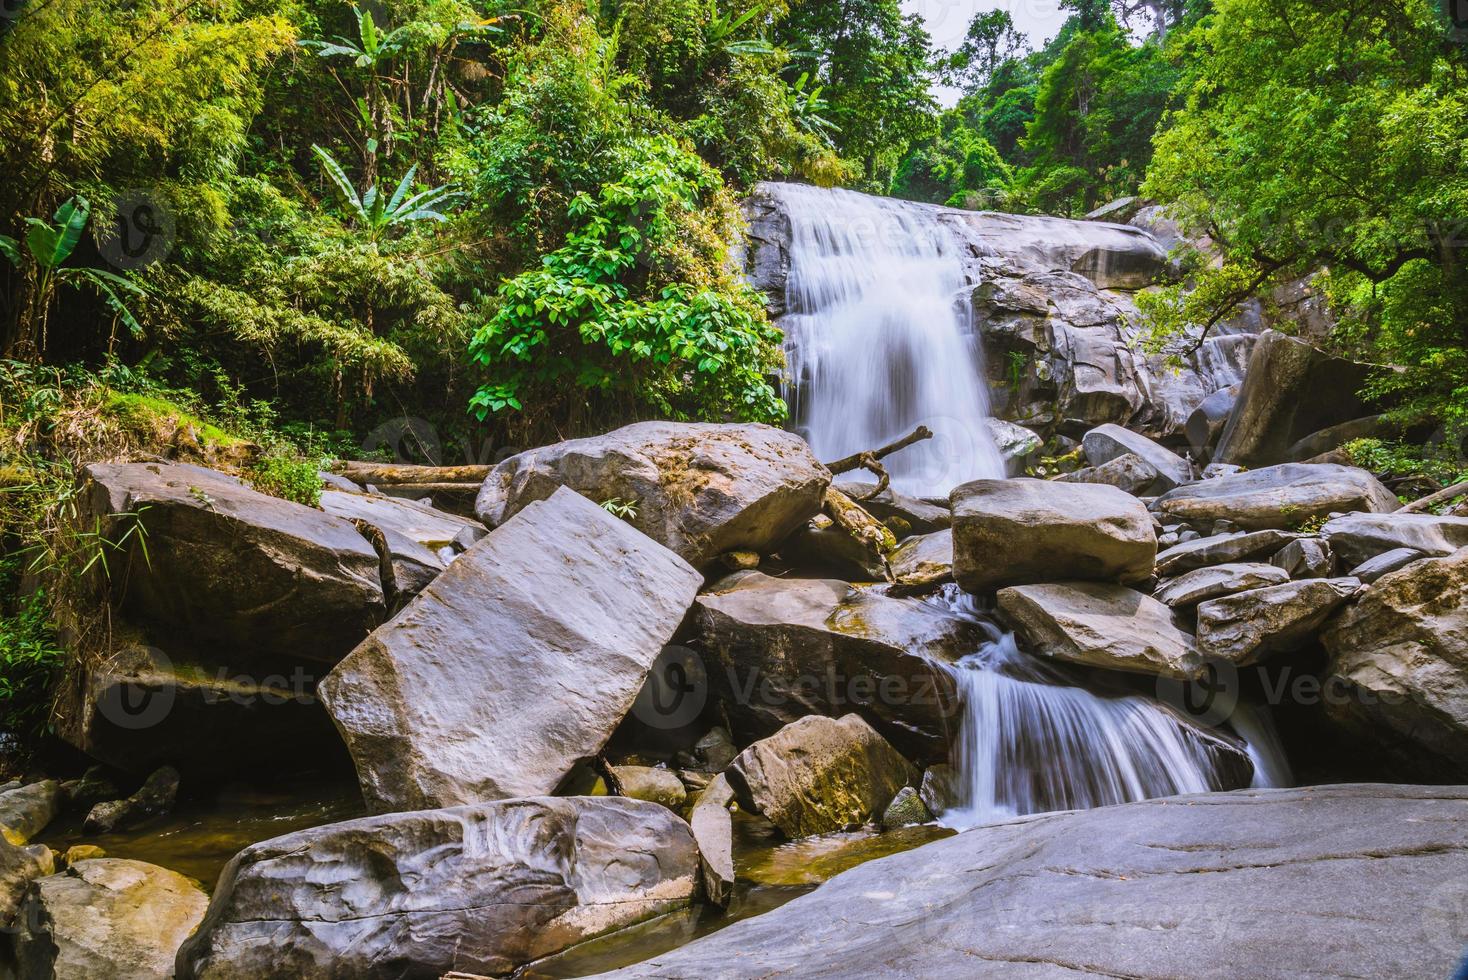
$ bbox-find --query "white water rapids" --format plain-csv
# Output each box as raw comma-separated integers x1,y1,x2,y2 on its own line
771,183,1286,828
774,183,1005,495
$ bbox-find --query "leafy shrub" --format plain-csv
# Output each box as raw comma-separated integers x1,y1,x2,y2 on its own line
247,449,325,507
0,578,64,740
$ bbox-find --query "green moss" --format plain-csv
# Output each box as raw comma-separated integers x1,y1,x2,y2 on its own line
104,392,251,449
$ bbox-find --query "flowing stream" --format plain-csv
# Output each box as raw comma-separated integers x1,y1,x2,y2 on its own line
773,183,1004,495
774,184,1286,829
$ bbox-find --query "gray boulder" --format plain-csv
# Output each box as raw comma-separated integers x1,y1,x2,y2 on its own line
79,462,384,665
726,714,917,839
1324,549,1468,777
0,781,60,845
1052,452,1160,495
1271,537,1334,578
84,766,179,834
1081,423,1193,492
320,487,702,812
317,489,481,551
688,775,735,907
0,838,54,926
888,529,952,594
592,785,1468,980
997,582,1204,680
1153,563,1291,609
1213,330,1381,467
693,572,981,762
951,479,1155,594
1154,463,1398,531
1348,547,1426,584
474,421,830,568
609,767,686,812
1196,579,1360,665
13,859,208,980
1321,511,1468,568
176,797,699,979
1185,386,1238,462
1155,529,1301,577
985,419,1043,474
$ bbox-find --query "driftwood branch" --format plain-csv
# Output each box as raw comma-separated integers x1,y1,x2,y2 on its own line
822,426,933,475
1399,480,1468,515
332,461,490,486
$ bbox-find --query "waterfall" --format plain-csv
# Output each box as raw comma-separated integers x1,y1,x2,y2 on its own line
766,185,1288,826
772,183,1004,496
925,588,1269,830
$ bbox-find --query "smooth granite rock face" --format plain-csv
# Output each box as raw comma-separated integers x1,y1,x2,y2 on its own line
951,479,1156,594
1153,563,1291,608
13,859,208,980
726,714,917,839
178,796,699,980
1081,423,1193,492
997,582,1204,680
1324,549,1468,778
692,572,981,762
1153,463,1399,531
475,421,830,568
591,785,1468,980
1195,578,1360,665
1321,512,1468,569
320,487,702,812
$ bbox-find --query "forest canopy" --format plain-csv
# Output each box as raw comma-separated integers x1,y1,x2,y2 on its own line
0,0,1463,452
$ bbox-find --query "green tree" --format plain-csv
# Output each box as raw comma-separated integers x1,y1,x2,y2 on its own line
1143,0,1468,445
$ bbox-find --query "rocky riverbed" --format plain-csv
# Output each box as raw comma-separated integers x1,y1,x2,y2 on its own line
0,194,1463,978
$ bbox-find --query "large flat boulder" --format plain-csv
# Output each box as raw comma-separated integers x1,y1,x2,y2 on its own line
1196,578,1360,665
591,785,1468,979
475,421,830,568
1154,528,1300,577
320,487,702,812
12,859,208,980
80,462,384,663
888,528,952,593
1153,463,1398,531
1081,423,1192,492
693,572,982,762
950,479,1155,594
997,582,1204,680
1213,330,1381,467
0,780,60,845
726,714,917,838
1321,511,1468,568
1323,549,1468,778
176,797,698,979
1153,563,1291,608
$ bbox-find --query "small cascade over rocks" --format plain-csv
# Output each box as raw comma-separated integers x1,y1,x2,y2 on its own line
770,182,1004,496
924,587,1260,829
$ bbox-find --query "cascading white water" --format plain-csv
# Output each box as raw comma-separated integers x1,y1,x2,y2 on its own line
926,587,1255,829
773,183,1004,496
771,184,1289,826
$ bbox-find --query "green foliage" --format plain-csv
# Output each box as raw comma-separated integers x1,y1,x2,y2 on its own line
1144,0,1468,447
890,111,1010,208
311,146,459,242
247,449,326,507
468,134,785,433
1343,439,1468,492
600,496,640,519
0,577,64,740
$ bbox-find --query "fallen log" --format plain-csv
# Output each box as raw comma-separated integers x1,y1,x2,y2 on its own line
1398,480,1468,515
331,461,490,486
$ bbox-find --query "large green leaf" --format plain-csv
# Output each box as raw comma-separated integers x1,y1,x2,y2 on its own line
24,195,89,269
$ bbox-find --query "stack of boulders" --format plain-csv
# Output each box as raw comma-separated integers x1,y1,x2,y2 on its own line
12,379,1464,976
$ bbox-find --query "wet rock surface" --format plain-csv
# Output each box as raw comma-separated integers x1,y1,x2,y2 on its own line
475,421,830,568
591,785,1468,980
321,487,702,812
176,796,699,979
